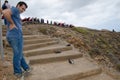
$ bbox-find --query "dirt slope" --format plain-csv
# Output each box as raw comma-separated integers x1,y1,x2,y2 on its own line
0,23,120,80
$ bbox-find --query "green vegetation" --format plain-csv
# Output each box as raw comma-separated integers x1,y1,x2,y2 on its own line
72,27,89,34
38,27,48,34
116,63,120,71
37,25,120,71
89,48,101,57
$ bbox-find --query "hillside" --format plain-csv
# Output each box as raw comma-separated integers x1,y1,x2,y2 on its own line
0,23,120,80
26,24,120,73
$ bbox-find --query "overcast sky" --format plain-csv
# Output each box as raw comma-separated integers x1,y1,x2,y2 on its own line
1,0,120,31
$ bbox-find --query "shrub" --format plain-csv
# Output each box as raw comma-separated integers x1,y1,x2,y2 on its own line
116,63,120,71
89,48,101,57
72,27,89,34
39,27,47,34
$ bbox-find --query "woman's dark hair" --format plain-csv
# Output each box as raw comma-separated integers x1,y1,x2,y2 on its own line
16,1,28,8
5,1,8,3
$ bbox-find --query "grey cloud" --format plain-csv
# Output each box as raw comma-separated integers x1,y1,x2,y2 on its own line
1,0,120,31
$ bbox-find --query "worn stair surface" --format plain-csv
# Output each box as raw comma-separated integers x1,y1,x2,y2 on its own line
27,50,83,65
24,44,72,57
2,26,115,80
23,34,114,80
27,58,101,80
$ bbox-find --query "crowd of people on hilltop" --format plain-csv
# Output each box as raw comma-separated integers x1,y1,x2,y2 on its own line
21,17,74,28
1,0,74,28
22,17,40,24
53,21,74,28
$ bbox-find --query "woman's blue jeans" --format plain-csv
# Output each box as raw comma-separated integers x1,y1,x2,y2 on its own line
7,35,29,74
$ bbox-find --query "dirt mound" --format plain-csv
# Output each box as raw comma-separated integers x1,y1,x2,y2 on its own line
1,24,120,79
36,24,120,72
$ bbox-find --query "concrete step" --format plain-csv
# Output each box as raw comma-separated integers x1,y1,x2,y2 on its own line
2,35,39,40
77,73,114,80
26,58,102,80
24,38,58,45
3,35,49,40
24,40,59,51
2,26,7,30
2,30,6,33
24,45,72,57
28,50,83,65
23,32,32,35
23,35,49,40
2,35,50,47
2,32,6,36
2,31,32,36
7,40,59,51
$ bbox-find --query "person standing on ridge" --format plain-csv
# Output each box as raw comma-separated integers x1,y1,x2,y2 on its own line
2,0,11,25
2,0,10,9
0,1,31,78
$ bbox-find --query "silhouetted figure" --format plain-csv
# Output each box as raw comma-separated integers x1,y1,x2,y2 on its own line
50,21,52,25
2,0,11,25
2,0,10,9
41,18,44,24
47,20,49,24
112,29,115,32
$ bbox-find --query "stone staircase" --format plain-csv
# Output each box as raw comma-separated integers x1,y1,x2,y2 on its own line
2,26,115,80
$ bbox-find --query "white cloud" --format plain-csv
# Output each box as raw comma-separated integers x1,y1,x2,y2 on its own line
1,0,120,31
